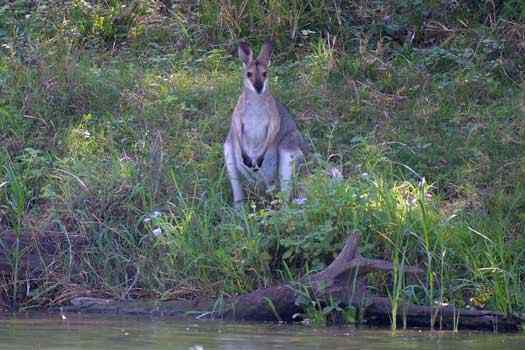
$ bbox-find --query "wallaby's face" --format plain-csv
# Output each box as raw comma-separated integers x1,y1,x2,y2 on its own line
238,41,273,95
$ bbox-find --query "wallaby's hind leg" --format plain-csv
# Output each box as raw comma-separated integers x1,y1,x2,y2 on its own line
224,140,244,208
260,145,278,191
278,146,304,200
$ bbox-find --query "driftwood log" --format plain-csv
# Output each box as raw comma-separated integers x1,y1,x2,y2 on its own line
220,232,522,332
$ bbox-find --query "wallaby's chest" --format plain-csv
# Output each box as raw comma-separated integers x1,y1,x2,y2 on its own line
240,102,272,156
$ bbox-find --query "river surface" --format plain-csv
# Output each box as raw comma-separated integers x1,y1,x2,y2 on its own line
0,314,524,350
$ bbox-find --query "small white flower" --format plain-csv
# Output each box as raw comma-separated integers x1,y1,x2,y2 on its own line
301,29,316,36
152,228,163,237
293,196,307,205
327,167,343,181
145,211,162,224
361,172,369,178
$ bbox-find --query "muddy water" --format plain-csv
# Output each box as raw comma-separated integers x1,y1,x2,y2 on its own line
0,314,524,350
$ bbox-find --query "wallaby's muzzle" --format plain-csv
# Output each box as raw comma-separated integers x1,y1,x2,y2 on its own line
254,80,264,94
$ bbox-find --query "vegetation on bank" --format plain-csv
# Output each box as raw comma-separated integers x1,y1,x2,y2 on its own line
0,0,524,329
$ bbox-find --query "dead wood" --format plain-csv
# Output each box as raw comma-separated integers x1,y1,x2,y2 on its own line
220,232,522,332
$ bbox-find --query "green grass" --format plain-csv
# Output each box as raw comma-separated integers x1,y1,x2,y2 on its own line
0,0,524,328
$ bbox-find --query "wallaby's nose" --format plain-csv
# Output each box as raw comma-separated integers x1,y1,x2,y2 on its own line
254,80,263,94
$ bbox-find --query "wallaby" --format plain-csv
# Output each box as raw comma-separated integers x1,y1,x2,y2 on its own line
224,40,309,208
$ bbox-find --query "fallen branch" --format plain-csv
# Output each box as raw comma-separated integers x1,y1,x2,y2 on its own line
219,232,522,332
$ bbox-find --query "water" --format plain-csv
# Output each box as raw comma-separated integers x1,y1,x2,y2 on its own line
0,314,524,350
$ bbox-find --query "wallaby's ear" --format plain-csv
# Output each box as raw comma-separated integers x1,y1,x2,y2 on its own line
238,41,253,65
258,40,273,66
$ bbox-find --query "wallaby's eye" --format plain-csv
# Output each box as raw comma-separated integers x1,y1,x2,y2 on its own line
262,71,267,78
246,72,253,78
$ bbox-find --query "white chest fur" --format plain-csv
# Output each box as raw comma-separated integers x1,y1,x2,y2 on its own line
241,99,271,159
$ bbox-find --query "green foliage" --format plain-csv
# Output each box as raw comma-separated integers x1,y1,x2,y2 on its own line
0,0,523,325
69,0,149,44
197,0,349,45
